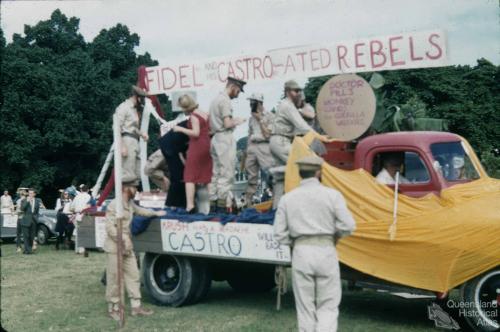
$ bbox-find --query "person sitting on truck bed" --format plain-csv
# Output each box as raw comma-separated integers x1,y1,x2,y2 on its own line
375,152,410,185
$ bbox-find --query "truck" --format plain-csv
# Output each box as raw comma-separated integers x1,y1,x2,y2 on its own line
79,130,500,332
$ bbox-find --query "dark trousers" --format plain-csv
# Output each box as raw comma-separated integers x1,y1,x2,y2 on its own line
165,154,186,208
55,214,74,248
21,224,34,253
16,219,22,248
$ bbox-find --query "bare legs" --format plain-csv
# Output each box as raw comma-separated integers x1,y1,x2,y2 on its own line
185,182,195,212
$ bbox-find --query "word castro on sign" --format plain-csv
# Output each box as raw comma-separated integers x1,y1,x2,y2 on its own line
145,30,447,94
160,220,291,264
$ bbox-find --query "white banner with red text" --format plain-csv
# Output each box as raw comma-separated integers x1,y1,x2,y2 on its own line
145,30,447,94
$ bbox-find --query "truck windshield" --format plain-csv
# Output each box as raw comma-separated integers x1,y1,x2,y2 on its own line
430,142,480,181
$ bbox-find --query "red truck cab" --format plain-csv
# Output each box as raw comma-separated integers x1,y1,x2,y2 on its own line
324,131,486,198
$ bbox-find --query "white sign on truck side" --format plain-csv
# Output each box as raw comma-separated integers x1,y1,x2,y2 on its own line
160,219,291,264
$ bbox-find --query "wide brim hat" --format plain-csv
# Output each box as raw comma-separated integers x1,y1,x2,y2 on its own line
284,80,302,91
247,92,264,103
132,85,148,97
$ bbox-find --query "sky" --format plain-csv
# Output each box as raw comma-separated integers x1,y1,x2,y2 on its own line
2,0,499,139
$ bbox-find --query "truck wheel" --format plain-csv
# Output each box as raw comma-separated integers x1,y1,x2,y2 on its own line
227,264,276,293
143,253,199,307
460,268,500,332
189,259,212,304
37,225,50,245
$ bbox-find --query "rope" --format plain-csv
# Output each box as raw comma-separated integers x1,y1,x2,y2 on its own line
275,265,288,310
389,172,400,241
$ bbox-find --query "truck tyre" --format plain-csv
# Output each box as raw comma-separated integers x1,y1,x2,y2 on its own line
227,264,276,293
37,225,50,245
460,267,500,332
143,253,199,307
189,259,212,304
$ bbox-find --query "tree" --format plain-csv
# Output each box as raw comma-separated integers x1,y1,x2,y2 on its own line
0,10,168,204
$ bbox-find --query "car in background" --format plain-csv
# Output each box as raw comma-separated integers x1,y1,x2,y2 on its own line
0,208,58,245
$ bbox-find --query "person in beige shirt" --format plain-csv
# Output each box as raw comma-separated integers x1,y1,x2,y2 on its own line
208,77,247,212
270,80,313,166
273,155,356,332
144,149,170,192
104,181,166,320
115,85,149,183
244,93,275,204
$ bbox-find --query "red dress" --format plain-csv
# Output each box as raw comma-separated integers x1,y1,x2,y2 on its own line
184,112,213,184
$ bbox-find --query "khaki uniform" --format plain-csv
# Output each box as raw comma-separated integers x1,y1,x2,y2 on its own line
209,92,236,207
270,99,312,165
104,199,157,308
115,99,142,183
274,177,356,332
245,113,274,203
144,149,169,191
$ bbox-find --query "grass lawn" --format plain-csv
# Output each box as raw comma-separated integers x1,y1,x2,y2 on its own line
1,242,462,331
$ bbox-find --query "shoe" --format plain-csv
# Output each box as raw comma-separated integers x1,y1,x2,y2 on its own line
108,309,121,321
186,208,196,215
16,247,21,253
131,306,154,317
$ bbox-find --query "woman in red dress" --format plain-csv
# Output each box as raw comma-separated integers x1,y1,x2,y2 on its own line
173,94,213,213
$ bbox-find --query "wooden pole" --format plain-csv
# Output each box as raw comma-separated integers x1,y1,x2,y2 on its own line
113,114,125,328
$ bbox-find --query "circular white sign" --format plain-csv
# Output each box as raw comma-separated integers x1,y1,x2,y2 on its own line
316,74,376,141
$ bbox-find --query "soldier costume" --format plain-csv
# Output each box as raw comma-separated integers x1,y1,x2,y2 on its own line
104,181,163,319
208,77,246,210
273,155,356,332
115,86,148,183
244,93,275,204
270,80,312,166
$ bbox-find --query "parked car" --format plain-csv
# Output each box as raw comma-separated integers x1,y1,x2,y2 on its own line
0,208,58,245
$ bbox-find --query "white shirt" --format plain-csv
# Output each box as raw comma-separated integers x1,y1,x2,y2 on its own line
273,177,356,245
1,194,13,214
71,192,91,213
375,168,410,185
56,198,73,214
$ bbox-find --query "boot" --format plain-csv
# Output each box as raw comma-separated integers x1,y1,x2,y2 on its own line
107,304,121,321
131,306,154,317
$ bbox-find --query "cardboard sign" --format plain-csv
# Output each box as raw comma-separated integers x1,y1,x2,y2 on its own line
95,216,107,248
160,219,291,264
2,214,18,228
145,30,447,94
316,74,376,141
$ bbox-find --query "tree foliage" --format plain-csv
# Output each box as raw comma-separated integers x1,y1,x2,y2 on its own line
0,10,169,204
304,61,500,176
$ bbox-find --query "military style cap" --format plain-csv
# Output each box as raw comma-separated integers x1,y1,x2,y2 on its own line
227,77,246,92
132,85,148,97
296,155,324,171
178,94,198,112
247,92,264,103
284,80,302,91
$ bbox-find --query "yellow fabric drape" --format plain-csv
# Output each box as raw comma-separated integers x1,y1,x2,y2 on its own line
284,133,500,292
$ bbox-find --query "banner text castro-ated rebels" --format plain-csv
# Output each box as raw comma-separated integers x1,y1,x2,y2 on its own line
145,30,447,94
